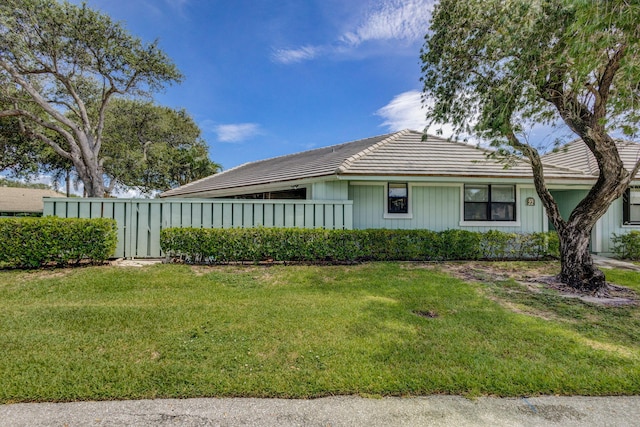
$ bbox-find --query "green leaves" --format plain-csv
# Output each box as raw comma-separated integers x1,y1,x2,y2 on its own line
421,0,640,141
0,0,182,95
101,98,220,193
0,217,117,268
160,227,559,264
0,0,184,196
612,230,640,260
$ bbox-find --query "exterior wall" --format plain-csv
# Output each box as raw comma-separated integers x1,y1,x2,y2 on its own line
349,183,546,233
549,189,640,255
311,180,349,200
595,197,640,255
43,198,353,258
549,190,589,226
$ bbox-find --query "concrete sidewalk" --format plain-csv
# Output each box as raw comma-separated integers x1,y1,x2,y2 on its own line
593,255,640,271
2,395,639,427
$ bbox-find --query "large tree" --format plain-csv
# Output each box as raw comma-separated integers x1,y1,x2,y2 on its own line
0,0,182,196
421,0,640,293
100,99,221,194
0,99,221,195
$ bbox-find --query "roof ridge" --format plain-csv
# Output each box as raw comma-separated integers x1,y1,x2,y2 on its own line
441,136,590,175
241,131,399,167
336,129,411,173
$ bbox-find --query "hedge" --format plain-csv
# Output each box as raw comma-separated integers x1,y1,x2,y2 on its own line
0,217,118,268
160,227,559,264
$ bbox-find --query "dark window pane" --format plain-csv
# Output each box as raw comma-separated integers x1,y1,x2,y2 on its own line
389,197,407,213
491,203,515,221
464,184,516,222
464,202,488,220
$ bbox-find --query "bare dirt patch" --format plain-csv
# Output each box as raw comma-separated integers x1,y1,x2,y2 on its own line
410,261,638,307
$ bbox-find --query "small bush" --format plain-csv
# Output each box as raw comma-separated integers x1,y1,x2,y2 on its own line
0,217,117,268
161,227,558,265
612,230,640,260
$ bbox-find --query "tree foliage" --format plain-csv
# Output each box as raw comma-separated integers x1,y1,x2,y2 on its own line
0,115,42,177
101,99,221,194
1,99,221,195
421,0,640,292
0,0,182,196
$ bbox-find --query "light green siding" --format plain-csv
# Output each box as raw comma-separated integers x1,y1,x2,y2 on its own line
350,184,546,233
596,196,640,255
312,181,349,200
549,190,590,225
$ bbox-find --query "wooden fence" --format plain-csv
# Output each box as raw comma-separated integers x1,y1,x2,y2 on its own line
43,198,354,258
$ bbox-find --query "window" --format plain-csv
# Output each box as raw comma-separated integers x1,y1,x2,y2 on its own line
623,188,640,225
464,184,515,221
387,183,408,214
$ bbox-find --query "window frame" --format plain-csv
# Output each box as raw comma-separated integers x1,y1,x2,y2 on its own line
461,184,518,225
384,182,412,219
623,187,640,225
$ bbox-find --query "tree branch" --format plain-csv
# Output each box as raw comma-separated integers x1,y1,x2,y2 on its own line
0,108,75,159
504,127,565,232
594,43,627,124
0,58,80,133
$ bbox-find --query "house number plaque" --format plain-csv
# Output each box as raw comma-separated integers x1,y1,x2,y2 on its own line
526,197,535,206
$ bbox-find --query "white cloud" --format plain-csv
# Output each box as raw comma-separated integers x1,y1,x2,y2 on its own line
271,46,322,64
375,90,461,140
214,123,263,143
272,0,434,63
342,0,434,46
376,90,426,131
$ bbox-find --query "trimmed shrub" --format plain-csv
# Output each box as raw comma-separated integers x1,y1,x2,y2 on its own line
161,227,558,265
612,230,640,260
0,217,117,268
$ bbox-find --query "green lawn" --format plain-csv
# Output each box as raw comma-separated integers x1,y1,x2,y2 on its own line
0,262,638,403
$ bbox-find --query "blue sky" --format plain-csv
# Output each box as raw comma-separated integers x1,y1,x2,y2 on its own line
73,0,436,170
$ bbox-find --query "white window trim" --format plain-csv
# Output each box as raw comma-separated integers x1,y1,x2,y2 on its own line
459,183,521,227
384,182,413,219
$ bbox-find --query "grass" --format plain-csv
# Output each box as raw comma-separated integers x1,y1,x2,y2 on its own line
0,262,638,403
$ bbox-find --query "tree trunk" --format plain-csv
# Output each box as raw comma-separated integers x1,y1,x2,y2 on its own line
557,227,606,294
73,156,105,198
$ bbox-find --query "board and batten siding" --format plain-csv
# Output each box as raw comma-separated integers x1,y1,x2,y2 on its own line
43,198,353,259
349,184,547,233
593,196,640,255
311,181,349,200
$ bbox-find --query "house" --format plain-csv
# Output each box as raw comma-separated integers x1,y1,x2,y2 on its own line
162,129,640,255
0,187,65,217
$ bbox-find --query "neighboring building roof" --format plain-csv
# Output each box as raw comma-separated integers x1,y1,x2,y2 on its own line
161,129,590,198
0,187,65,213
542,139,640,175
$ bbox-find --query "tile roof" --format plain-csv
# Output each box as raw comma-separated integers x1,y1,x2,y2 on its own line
0,187,65,213
339,131,583,178
542,139,640,175
161,132,396,197
161,130,590,198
